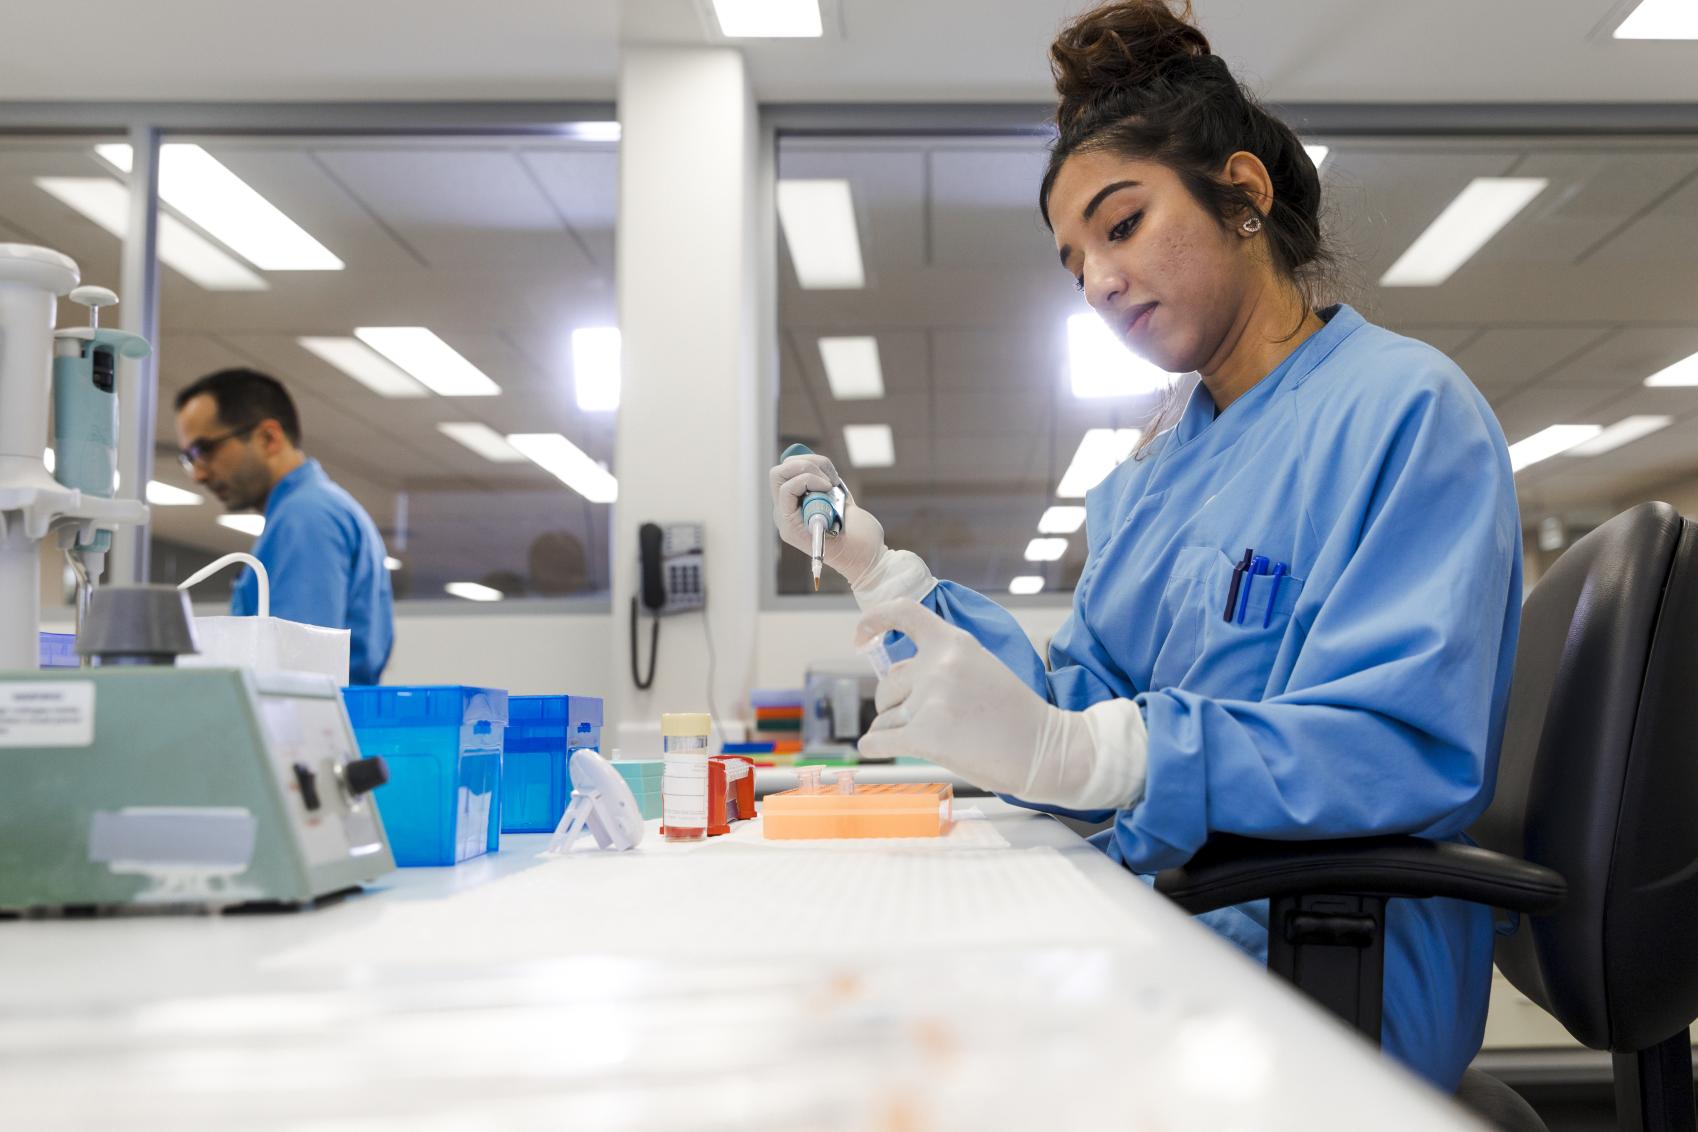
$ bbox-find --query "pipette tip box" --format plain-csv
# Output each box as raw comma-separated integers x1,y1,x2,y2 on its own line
342,685,508,866
501,694,604,833
610,757,664,820
762,781,953,840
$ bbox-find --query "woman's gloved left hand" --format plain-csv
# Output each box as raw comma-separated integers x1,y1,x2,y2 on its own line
853,600,1150,811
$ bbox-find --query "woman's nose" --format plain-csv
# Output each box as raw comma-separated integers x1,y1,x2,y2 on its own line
1084,265,1125,312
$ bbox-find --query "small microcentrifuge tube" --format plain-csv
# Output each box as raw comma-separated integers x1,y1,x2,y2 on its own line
796,765,825,791
834,768,858,795
860,635,893,678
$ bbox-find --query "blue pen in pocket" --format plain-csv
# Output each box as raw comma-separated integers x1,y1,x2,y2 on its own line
1237,556,1269,624
1262,562,1289,628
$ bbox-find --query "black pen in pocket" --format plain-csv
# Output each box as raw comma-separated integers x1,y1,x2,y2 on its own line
1223,546,1254,621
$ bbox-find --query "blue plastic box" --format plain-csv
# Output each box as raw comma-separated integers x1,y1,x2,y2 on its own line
342,685,508,867
502,694,604,833
38,632,78,669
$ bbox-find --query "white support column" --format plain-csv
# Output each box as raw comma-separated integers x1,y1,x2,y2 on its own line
609,47,762,752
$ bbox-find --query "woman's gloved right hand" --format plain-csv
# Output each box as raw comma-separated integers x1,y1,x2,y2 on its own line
769,451,887,588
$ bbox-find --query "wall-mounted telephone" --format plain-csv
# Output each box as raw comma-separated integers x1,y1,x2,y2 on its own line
631,522,706,690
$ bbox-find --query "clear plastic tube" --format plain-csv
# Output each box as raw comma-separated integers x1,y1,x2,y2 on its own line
661,714,712,842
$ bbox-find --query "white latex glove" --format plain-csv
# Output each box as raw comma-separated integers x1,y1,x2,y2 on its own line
854,600,1150,812
770,452,936,604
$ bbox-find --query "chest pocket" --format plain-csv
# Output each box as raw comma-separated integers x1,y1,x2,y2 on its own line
1150,546,1307,701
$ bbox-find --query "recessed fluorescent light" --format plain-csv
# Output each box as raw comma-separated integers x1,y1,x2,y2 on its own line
437,422,527,463
1038,505,1087,534
818,336,885,400
1304,144,1330,171
354,327,500,397
776,180,865,289
1009,576,1045,595
145,481,203,506
506,433,619,503
218,514,266,536
571,326,621,412
1067,313,1179,399
1565,415,1672,456
1643,349,1698,386
842,423,895,468
1615,0,1698,39
384,556,402,571
1508,424,1602,473
35,177,267,291
710,0,823,37
298,336,428,398
445,581,504,602
1056,428,1141,497
98,143,342,271
1380,177,1548,287
1024,537,1068,562
567,121,622,142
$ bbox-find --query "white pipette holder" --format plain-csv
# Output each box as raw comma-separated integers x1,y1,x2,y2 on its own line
546,750,646,854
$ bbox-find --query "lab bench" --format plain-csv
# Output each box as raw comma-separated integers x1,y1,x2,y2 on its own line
0,801,1483,1130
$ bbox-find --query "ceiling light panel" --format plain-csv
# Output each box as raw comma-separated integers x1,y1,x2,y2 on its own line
1643,350,1698,386
507,433,618,503
99,143,343,271
1508,424,1602,473
218,514,266,536
572,327,622,412
843,423,895,468
35,176,266,291
1615,0,1698,39
818,336,885,400
710,0,823,37
299,336,429,398
776,179,865,289
1379,177,1547,287
354,328,501,397
1038,506,1087,534
446,581,504,602
1565,415,1672,456
1056,429,1141,497
438,422,528,463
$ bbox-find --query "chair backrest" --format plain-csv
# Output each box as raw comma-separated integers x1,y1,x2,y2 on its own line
1473,502,1698,1051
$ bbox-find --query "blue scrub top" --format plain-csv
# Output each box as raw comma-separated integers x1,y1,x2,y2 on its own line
923,305,1522,1090
230,458,395,686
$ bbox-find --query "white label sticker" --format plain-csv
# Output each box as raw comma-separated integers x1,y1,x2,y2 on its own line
0,682,95,747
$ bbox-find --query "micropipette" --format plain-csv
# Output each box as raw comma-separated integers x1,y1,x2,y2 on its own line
779,442,847,591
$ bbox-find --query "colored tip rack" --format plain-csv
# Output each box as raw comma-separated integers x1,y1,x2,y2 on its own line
762,781,953,840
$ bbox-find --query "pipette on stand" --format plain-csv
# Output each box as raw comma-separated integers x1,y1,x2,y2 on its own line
779,443,846,591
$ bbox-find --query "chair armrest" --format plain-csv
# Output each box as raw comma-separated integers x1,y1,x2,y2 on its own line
1153,834,1566,917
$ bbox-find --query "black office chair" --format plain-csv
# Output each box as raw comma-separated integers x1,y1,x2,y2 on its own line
1156,502,1698,1132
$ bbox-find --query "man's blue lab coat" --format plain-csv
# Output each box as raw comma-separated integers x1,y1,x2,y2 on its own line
231,458,395,685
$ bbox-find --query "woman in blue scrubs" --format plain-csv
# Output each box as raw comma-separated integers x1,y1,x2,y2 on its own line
770,0,1521,1091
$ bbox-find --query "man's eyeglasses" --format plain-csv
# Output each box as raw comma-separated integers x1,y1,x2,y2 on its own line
177,422,260,474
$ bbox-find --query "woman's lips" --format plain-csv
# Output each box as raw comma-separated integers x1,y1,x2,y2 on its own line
1125,302,1157,342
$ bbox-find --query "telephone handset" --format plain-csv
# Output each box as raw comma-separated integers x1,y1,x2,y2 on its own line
631,522,705,689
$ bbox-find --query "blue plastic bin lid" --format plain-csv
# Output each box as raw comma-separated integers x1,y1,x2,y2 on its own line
342,685,509,728
508,695,567,722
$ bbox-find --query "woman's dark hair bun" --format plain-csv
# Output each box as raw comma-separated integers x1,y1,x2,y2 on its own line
1050,1,1211,138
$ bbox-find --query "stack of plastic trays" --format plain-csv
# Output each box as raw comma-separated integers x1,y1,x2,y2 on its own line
502,694,605,833
611,759,664,820
37,632,78,669
342,685,508,866
749,688,804,764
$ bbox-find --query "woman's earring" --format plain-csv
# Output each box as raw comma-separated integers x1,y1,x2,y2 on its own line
1241,216,1264,235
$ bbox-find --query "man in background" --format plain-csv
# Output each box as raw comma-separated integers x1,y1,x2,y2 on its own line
173,367,393,684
